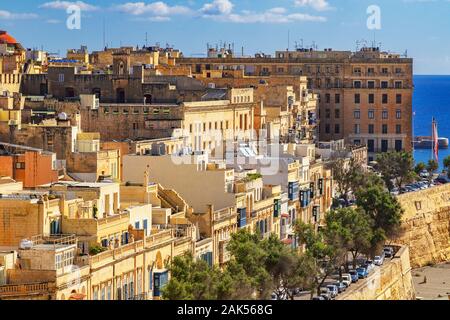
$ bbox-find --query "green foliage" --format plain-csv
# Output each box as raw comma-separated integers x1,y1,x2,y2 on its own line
444,156,450,178
330,158,365,203
325,208,373,268
356,184,404,249
376,151,415,192
414,162,426,175
89,245,107,256
294,221,345,296
161,253,253,300
244,173,263,182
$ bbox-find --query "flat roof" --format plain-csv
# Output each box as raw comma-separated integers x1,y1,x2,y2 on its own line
40,181,118,188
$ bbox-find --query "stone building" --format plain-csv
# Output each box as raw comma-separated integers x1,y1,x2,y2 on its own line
176,46,413,160
0,143,59,188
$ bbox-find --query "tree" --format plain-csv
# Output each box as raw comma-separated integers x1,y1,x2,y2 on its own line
426,160,439,185
294,222,345,297
330,158,365,204
226,230,272,298
162,253,254,300
356,185,404,254
269,248,317,300
377,152,415,192
414,162,426,175
444,156,450,178
227,230,317,300
325,208,373,270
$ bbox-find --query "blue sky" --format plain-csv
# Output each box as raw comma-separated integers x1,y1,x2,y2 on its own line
1,0,450,74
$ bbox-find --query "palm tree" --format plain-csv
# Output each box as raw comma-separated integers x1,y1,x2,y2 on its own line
444,156,450,178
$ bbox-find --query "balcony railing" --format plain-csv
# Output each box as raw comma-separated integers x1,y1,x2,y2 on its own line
127,293,148,300
213,207,237,222
0,282,51,296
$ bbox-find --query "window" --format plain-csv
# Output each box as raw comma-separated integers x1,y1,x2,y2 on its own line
334,109,340,119
396,94,402,104
368,124,374,134
381,81,388,89
396,109,402,119
354,124,360,134
382,94,388,104
58,74,64,82
382,68,389,74
354,81,362,88
382,110,388,119
101,286,106,300
334,124,340,134
148,267,153,291
368,140,375,153
325,109,331,119
335,94,341,104
395,140,403,152
354,139,361,146
325,124,330,134
396,124,402,134
368,109,375,119
354,94,361,104
368,81,375,89
189,124,193,133
381,140,389,152
325,93,331,103
382,124,388,134
354,109,361,119
15,162,25,169
368,94,375,104
395,68,403,74
93,288,99,300
395,81,402,89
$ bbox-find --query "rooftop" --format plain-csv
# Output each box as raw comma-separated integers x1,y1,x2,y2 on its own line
0,31,17,44
40,181,118,188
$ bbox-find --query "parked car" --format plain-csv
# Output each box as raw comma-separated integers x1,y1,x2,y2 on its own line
320,287,333,300
419,170,430,179
326,285,339,298
374,255,384,266
349,270,359,283
356,267,369,279
364,260,375,273
333,281,346,293
341,274,352,287
384,246,394,258
312,295,326,301
435,175,450,184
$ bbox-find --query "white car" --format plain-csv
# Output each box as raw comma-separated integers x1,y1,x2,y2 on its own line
374,255,385,266
365,260,375,273
341,274,352,287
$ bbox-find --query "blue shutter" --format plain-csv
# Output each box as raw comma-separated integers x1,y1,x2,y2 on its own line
143,219,148,234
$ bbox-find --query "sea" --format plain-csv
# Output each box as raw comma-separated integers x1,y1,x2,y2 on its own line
413,75,450,171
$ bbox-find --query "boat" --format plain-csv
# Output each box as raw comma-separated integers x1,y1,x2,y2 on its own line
413,136,449,149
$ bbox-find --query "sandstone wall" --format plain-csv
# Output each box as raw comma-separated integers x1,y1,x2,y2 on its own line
338,246,415,300
394,184,450,268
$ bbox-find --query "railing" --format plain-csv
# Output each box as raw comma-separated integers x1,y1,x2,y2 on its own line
146,229,174,247
30,234,77,248
213,207,237,222
90,240,145,265
127,293,148,300
97,213,129,226
0,282,51,296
